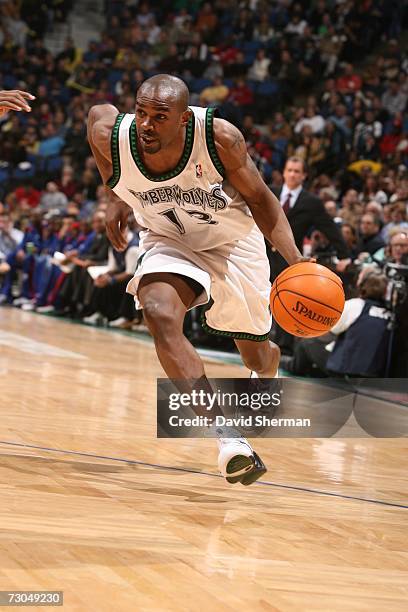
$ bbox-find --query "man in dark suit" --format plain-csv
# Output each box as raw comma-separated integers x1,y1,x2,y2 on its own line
267,156,351,352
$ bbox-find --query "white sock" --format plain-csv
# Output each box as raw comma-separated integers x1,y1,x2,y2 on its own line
250,370,279,378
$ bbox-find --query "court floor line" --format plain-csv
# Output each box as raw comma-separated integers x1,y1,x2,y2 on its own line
0,439,406,509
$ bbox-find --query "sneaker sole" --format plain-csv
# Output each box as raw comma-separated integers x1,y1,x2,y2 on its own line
226,452,267,485
225,454,255,484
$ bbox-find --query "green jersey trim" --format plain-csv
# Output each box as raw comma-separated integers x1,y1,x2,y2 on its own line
205,107,226,178
201,311,270,342
106,113,125,189
129,113,195,182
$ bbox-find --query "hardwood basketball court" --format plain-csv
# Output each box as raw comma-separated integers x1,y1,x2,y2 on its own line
0,308,407,611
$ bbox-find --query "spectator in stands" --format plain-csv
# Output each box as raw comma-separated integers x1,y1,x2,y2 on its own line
381,79,408,116
324,200,342,225
6,182,41,212
38,182,68,215
336,63,362,95
247,48,270,82
83,218,141,327
0,209,24,266
355,213,385,258
294,105,326,135
38,122,65,157
56,166,78,199
386,229,408,264
381,202,408,240
199,76,229,107
56,211,109,317
339,189,364,229
341,223,358,259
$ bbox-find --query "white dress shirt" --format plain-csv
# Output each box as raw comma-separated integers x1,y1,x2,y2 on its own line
280,184,303,210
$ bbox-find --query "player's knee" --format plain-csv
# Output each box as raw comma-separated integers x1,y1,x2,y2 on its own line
142,300,180,335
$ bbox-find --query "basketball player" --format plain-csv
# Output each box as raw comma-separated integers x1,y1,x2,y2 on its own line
88,74,309,485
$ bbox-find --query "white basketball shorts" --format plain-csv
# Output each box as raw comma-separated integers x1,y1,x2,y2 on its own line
126,227,272,341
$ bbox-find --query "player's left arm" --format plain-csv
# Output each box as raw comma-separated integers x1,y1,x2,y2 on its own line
214,118,304,265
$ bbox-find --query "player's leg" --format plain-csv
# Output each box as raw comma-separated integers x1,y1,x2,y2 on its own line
234,338,280,377
138,272,205,380
138,271,262,485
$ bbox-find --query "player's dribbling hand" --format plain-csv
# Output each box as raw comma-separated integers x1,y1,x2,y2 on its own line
0,90,35,115
105,200,130,251
293,256,317,264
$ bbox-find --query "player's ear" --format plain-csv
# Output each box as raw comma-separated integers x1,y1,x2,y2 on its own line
181,109,192,127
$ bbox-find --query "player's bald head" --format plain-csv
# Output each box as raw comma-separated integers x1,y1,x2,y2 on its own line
137,74,189,111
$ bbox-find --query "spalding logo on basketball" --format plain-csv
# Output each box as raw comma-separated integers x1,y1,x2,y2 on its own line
270,262,345,337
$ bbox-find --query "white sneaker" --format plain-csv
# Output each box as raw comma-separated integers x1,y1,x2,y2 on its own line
13,296,31,307
82,312,104,325
108,317,127,327
21,301,35,311
36,305,55,313
217,436,267,485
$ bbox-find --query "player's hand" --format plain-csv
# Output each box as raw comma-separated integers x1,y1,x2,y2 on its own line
105,200,130,251
0,90,35,115
293,256,317,264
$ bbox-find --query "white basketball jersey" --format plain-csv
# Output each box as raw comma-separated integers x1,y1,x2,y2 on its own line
107,106,259,251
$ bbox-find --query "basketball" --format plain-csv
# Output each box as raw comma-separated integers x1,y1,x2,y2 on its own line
270,262,345,337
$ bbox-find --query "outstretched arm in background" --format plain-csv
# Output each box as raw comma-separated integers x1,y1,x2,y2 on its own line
0,89,35,115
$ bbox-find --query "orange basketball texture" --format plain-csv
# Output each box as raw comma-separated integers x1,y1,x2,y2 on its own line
270,262,345,338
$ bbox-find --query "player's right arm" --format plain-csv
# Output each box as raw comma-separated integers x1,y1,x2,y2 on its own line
87,104,132,250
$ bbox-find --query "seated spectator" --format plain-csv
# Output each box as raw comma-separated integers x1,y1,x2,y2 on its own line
253,12,275,44
247,49,270,82
6,182,41,213
360,174,388,204
38,182,68,215
341,222,358,259
195,2,218,42
56,166,78,199
83,220,141,327
226,78,254,116
357,133,381,161
386,229,408,264
381,201,408,240
336,62,362,95
381,79,408,116
56,211,109,317
180,45,205,79
233,8,254,42
294,105,326,135
319,25,347,77
0,209,24,277
223,51,248,80
285,13,308,36
266,112,292,142
324,200,342,225
355,212,386,258
199,77,229,107
339,189,364,228
38,123,65,157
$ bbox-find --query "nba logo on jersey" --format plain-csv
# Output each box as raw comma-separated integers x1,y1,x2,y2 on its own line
195,163,202,178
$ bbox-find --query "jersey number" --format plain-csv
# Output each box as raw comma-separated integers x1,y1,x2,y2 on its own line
159,208,218,235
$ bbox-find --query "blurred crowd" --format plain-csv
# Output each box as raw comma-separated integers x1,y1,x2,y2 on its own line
0,0,407,372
